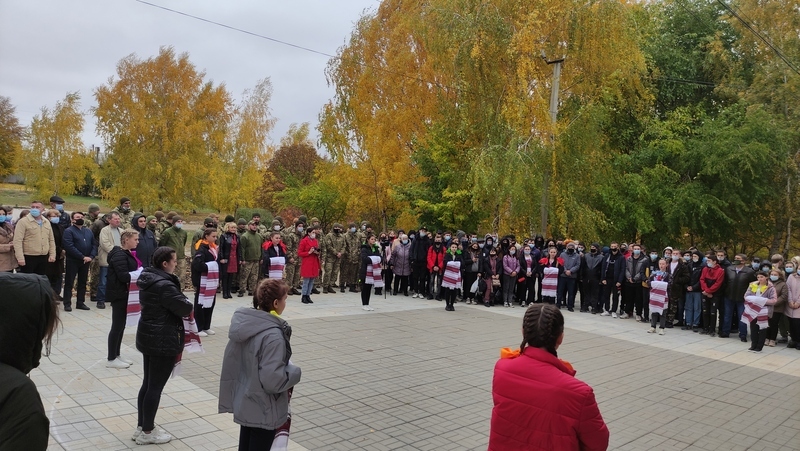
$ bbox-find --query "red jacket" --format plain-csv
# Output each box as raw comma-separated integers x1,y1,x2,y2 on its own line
297,236,320,278
700,265,725,295
427,244,445,274
489,346,609,451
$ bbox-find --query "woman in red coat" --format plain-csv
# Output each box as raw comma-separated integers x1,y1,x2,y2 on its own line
297,227,321,304
490,304,609,451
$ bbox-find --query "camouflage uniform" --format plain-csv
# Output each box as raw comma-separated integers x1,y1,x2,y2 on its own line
112,206,134,229
156,211,176,242
322,224,346,292
283,223,303,291
341,224,361,292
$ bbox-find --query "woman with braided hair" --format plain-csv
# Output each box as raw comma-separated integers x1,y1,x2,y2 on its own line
489,304,609,451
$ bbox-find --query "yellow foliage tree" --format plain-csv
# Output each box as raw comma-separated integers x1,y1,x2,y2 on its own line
22,92,96,197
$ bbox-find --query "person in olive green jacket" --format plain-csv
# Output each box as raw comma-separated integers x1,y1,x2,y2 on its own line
158,215,189,289
238,221,264,297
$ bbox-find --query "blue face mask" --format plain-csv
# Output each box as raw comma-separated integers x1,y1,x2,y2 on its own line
55,204,64,212
174,222,183,229
401,239,408,245
683,256,691,262
787,268,795,274
633,249,641,256
49,217,60,224
29,208,41,217
0,215,5,223
770,275,779,282
650,253,658,260
3,216,9,223
751,262,760,269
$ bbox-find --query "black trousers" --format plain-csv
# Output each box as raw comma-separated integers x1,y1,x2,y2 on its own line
20,254,48,275
64,258,90,306
238,425,276,451
194,289,215,332
463,272,479,300
702,295,719,333
107,301,127,361
623,283,643,315
767,312,784,341
361,283,373,305
583,279,601,311
412,263,428,295
516,275,536,305
603,281,620,313
392,275,409,294
750,320,767,351
137,354,176,431
442,286,457,306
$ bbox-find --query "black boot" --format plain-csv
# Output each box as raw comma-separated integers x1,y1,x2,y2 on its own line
306,295,313,304
340,286,346,293
301,295,309,304
349,284,358,293
375,288,382,296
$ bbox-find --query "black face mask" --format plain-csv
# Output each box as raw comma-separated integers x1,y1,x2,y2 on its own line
591,248,597,254
434,241,442,245
567,248,575,254
74,219,84,226
611,248,618,253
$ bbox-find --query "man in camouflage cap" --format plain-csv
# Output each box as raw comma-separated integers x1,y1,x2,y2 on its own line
321,222,346,293
157,211,176,239
112,197,134,229
341,221,361,292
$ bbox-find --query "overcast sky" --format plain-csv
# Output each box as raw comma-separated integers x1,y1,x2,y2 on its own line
0,0,377,153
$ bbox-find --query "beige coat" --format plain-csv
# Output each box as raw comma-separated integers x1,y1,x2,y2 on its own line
0,224,16,271
98,225,121,267
12,215,56,262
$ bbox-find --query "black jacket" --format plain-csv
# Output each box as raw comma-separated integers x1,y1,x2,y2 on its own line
518,252,538,279
688,258,704,291
0,273,53,451
724,265,757,302
261,242,287,277
359,243,382,282
462,248,482,273
601,252,626,284
410,235,430,264
106,247,139,304
583,252,604,282
135,267,193,356
219,232,243,263
480,254,501,277
62,225,97,261
667,260,691,300
191,243,218,288
132,214,158,268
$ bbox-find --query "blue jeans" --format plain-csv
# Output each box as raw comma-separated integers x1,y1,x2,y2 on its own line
722,298,747,338
684,291,701,327
98,266,108,302
301,277,314,296
557,277,577,309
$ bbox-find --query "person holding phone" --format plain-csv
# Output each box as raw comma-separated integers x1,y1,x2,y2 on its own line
297,227,321,304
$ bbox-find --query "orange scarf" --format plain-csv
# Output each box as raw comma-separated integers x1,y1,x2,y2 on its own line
500,347,575,373
195,239,218,250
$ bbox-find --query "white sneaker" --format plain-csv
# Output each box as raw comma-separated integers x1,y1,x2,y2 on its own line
612,312,618,318
362,305,370,311
205,329,216,335
635,315,642,322
106,358,130,369
366,305,374,311
647,327,656,334
658,328,665,335
620,313,630,319
131,426,142,441
412,293,418,298
135,429,172,445
198,331,208,337
118,355,134,365
600,311,610,317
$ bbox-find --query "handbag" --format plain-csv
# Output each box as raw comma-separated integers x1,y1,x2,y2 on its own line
491,277,501,287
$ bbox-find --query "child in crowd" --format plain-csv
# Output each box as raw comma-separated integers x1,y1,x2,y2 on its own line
647,258,672,335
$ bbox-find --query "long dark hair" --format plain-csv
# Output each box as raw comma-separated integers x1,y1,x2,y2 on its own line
520,304,564,357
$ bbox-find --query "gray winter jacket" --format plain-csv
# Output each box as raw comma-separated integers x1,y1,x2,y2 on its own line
559,250,581,279
218,308,301,430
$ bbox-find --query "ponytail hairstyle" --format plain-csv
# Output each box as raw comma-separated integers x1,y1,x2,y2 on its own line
253,278,290,312
520,304,564,357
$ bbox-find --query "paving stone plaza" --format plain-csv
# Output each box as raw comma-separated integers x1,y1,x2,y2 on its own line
39,291,800,450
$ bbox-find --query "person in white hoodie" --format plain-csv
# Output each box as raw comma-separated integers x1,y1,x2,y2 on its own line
219,278,302,450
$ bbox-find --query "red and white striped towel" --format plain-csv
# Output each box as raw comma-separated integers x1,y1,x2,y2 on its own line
364,256,383,287
742,295,769,329
172,310,204,378
270,387,293,451
269,256,286,279
199,261,219,308
542,267,559,298
649,280,669,315
442,260,462,289
126,268,144,327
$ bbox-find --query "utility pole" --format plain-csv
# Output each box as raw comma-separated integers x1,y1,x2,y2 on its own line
541,54,563,238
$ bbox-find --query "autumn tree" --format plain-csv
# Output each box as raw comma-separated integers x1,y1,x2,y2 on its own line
0,96,23,178
257,122,320,211
22,92,96,197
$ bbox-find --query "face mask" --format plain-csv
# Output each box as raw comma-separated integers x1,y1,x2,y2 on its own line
707,261,715,268
309,233,316,239
444,235,451,241
122,207,130,213
297,227,304,233
577,247,584,253
490,253,496,257
74,218,84,226
273,225,280,231
621,247,628,253
524,250,530,255
786,268,795,274
55,204,64,212
633,249,640,256
567,248,575,254
50,217,60,224
30,208,41,217
751,262,760,269
361,225,366,231
650,254,658,260
671,255,680,261
147,223,156,230
692,257,700,263
350,227,357,233
471,237,478,243
611,248,618,253
509,249,516,255
591,249,597,254
683,256,691,262
334,229,341,233
486,241,493,247
0,215,5,223
174,222,183,229
479,243,484,249
434,241,442,245
3,216,9,223
401,239,409,245
770,275,779,282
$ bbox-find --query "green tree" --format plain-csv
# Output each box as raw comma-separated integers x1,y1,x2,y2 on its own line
0,96,23,178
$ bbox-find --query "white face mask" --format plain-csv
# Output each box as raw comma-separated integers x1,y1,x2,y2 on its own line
309,233,316,240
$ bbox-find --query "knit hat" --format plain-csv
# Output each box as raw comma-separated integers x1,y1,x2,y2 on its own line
146,215,156,223
154,210,164,220
237,218,247,226
310,217,320,224
88,203,100,213
224,214,235,223
271,219,281,226
274,216,284,226
166,211,177,221
203,217,214,227
120,197,130,204
298,215,308,225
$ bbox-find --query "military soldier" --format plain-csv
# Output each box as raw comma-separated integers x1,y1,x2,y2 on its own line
322,223,346,293
89,211,108,302
193,217,216,246
157,211,176,240
112,197,134,229
283,219,304,295
159,214,191,289
342,222,361,293
252,213,268,239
